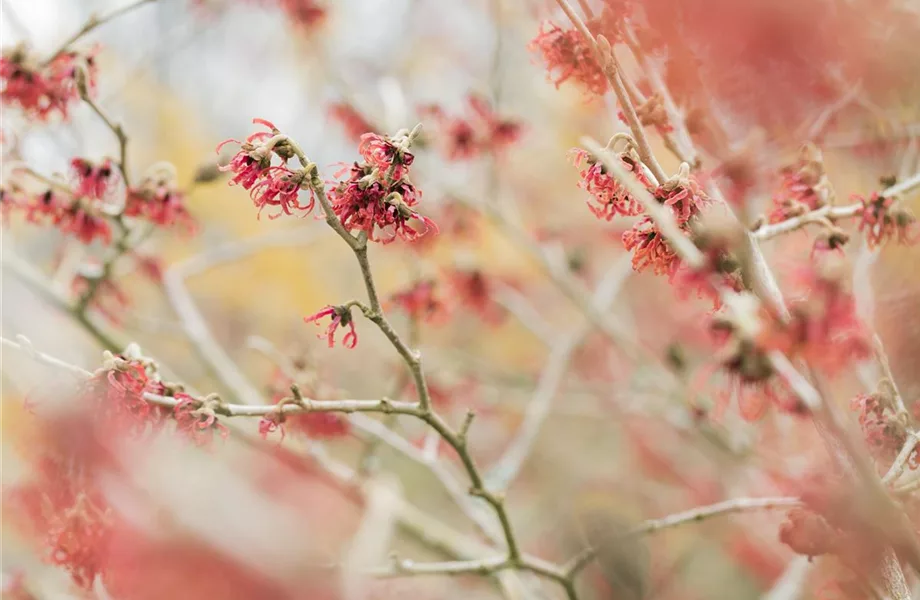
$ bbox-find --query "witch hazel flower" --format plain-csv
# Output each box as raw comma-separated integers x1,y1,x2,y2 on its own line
305,304,358,348
56,198,113,245
570,144,647,221
854,190,917,249
653,162,710,225
420,94,523,160
71,158,116,199
768,143,834,224
218,118,316,218
0,43,99,121
622,216,681,277
386,278,450,324
529,21,606,96
329,129,437,243
125,163,195,229
172,394,230,446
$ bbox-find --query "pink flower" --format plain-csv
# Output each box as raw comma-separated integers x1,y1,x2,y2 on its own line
570,148,646,220
387,279,450,324
216,118,280,190
421,95,523,160
71,158,115,199
172,395,229,446
854,191,917,249
304,305,358,348
529,21,606,96
653,167,710,225
328,102,375,142
358,132,414,180
125,171,195,230
622,216,681,277
444,268,505,325
247,165,314,219
277,0,327,29
56,201,112,245
0,44,98,121
329,162,437,244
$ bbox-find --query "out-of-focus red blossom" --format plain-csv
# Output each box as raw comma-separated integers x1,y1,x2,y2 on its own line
132,253,165,283
259,367,350,440
854,191,918,249
529,21,606,96
72,272,130,325
329,133,437,243
0,44,98,121
851,390,915,471
71,158,115,199
1,572,37,600
386,279,450,324
125,167,195,230
328,102,375,142
56,199,113,245
674,211,744,308
172,394,230,446
420,95,523,160
768,144,831,224
444,267,505,326
764,259,870,374
570,147,646,220
81,356,170,435
277,0,326,29
640,0,920,133
304,305,358,349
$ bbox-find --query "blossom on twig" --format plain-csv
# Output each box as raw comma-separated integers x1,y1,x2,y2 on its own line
304,304,358,349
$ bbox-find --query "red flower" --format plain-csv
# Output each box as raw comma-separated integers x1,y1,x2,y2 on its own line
421,95,523,160
358,132,414,180
172,395,229,446
854,191,917,249
529,21,606,96
278,0,326,28
304,305,358,348
248,165,315,219
622,216,681,277
329,162,437,244
217,118,281,190
0,44,98,121
653,166,710,225
81,356,170,436
386,279,450,324
768,144,831,224
765,260,871,374
328,102,375,142
71,158,115,199
445,268,505,325
125,168,195,230
570,148,646,221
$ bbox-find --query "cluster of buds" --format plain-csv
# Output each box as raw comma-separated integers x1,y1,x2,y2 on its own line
217,118,316,219
328,129,438,244
0,43,98,121
767,143,834,224
419,94,523,160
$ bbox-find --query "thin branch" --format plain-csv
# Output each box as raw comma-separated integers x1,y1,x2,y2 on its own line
45,0,158,63
565,497,801,576
882,432,920,485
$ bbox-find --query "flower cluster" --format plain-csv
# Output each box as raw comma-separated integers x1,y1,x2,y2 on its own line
328,131,437,243
217,118,316,219
328,102,376,142
386,278,450,324
420,94,523,160
529,4,632,97
854,191,917,249
0,43,98,121
244,0,326,29
304,304,358,348
851,389,915,471
765,258,870,374
768,143,833,224
125,164,195,230
570,147,647,221
445,267,506,326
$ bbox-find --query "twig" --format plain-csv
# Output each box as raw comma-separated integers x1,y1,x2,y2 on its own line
565,497,801,576
486,255,632,490
882,432,920,485
552,0,666,183
45,0,158,63
874,334,909,418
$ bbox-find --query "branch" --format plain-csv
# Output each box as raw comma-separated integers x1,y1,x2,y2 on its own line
46,0,158,63
565,497,802,576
